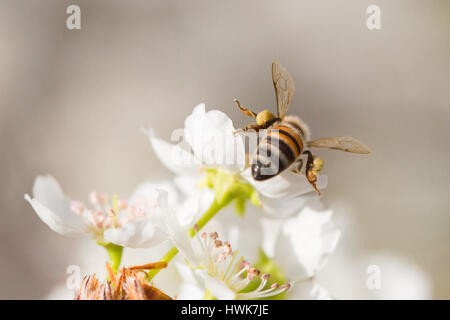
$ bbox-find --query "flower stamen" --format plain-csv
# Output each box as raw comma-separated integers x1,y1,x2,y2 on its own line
190,231,290,299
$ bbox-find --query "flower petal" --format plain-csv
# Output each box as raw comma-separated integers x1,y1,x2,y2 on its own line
144,128,201,176
103,218,168,248
175,257,237,300
241,167,327,199
174,261,203,286
259,192,316,219
24,175,86,236
105,189,172,248
363,252,432,300
163,194,199,265
206,276,237,300
177,282,206,300
184,103,245,171
274,207,341,278
288,281,334,300
201,207,263,263
174,261,209,299
129,180,180,208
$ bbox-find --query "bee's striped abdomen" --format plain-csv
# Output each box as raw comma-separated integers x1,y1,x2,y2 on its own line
252,122,304,180
272,124,304,157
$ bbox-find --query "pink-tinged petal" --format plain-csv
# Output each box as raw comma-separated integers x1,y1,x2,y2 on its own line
184,103,245,171
24,175,86,236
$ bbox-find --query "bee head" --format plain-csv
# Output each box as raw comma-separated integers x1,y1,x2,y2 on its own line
256,110,276,126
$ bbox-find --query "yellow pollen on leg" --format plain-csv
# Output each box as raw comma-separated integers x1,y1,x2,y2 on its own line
256,110,276,126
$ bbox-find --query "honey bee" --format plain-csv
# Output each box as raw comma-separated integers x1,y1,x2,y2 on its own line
234,61,371,195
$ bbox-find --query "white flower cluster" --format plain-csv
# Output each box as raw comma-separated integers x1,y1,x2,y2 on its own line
25,103,340,300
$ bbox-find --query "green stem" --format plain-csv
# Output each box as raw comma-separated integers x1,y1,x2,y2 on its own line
146,247,179,280
103,242,123,273
188,198,230,237
147,197,232,281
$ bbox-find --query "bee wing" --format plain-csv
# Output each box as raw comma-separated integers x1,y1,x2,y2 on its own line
308,136,372,154
272,61,295,119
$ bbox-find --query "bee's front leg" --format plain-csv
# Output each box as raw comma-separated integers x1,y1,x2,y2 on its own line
234,99,257,118
303,150,324,196
233,124,263,135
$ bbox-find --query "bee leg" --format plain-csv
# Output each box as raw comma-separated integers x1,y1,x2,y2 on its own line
303,150,323,196
233,124,263,135
234,99,257,118
291,158,304,174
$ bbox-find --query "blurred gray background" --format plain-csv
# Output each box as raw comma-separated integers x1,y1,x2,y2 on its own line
0,0,449,299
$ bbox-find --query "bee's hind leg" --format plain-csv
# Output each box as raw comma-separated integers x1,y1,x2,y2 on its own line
303,150,324,196
291,158,304,174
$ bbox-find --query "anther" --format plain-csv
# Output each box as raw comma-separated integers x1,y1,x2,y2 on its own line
70,201,84,215
222,243,232,255
281,283,291,290
209,232,218,240
89,191,100,204
240,260,250,270
261,273,270,280
247,268,260,280
117,200,127,210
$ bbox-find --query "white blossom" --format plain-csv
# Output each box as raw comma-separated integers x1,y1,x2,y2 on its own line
24,175,170,248
259,205,341,299
145,103,327,218
162,193,290,300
